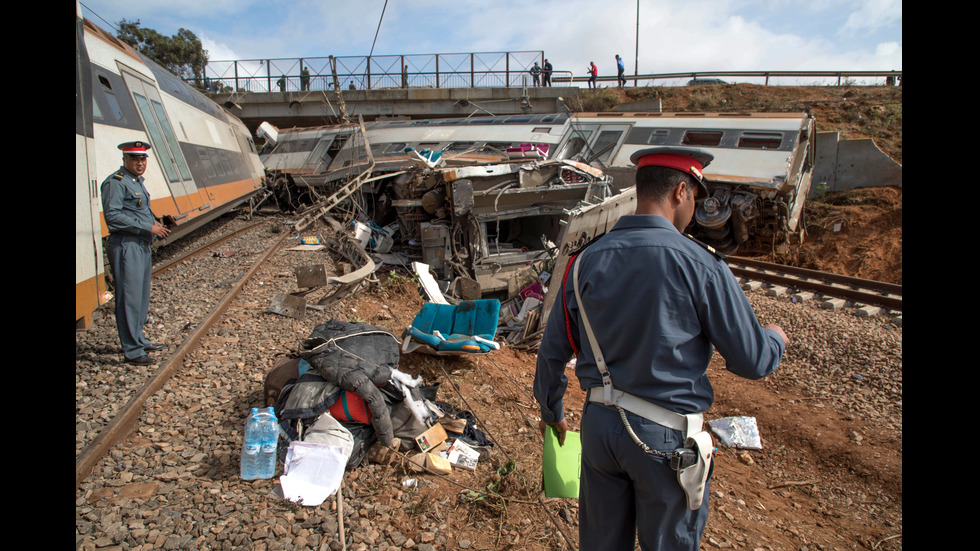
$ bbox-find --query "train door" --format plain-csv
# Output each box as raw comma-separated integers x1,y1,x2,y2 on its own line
554,123,631,167
119,67,208,214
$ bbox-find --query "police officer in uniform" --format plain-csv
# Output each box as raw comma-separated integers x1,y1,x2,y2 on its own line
101,141,171,365
534,147,789,550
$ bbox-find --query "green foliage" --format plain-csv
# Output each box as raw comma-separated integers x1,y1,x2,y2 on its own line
115,19,209,81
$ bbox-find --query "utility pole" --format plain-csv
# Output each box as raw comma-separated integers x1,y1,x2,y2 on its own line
634,0,639,87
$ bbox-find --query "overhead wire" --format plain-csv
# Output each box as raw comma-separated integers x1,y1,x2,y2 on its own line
368,0,389,59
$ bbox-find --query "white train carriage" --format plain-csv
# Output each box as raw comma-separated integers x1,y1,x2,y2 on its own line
75,12,267,329
260,113,570,189
550,112,816,253
262,110,814,255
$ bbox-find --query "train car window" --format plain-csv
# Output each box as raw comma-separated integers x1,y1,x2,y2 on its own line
444,142,477,153
737,132,783,149
647,129,670,145
91,96,103,119
590,130,623,163
151,99,193,180
98,75,126,123
532,127,553,133
133,94,179,183
682,130,723,147
198,149,217,180
382,143,408,155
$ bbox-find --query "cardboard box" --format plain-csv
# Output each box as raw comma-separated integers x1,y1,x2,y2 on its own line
426,452,452,474
415,423,448,452
441,418,468,435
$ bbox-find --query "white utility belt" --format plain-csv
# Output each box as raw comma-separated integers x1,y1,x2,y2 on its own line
586,387,703,437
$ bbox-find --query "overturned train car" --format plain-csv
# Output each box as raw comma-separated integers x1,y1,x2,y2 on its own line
261,110,815,262
76,10,267,328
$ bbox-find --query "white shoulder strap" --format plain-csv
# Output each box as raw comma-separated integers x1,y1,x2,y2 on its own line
571,254,701,437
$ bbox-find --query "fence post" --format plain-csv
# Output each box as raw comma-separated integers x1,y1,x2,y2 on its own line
436,54,440,89
471,53,474,88
234,61,240,92
506,53,510,88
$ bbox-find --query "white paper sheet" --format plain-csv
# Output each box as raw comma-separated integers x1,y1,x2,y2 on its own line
279,442,347,507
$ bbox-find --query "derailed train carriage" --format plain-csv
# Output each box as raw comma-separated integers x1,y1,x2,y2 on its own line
76,8,267,328
259,110,815,298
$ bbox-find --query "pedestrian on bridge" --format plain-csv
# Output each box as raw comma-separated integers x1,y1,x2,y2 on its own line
530,62,542,86
543,59,553,86
616,54,627,87
587,61,598,88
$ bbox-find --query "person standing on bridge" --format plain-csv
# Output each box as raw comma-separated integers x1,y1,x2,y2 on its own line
587,61,598,88
543,59,553,86
100,142,171,366
530,62,542,86
301,65,310,91
616,54,627,87
534,146,789,551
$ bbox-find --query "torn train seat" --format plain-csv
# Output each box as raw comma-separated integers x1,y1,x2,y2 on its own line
402,299,501,355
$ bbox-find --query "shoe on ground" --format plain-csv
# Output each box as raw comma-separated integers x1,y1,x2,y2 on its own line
127,355,156,366
143,343,165,351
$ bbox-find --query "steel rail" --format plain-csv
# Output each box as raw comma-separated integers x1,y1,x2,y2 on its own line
725,256,902,311
75,232,289,490
151,220,267,277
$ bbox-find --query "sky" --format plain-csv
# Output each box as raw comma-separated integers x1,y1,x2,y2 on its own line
79,0,901,87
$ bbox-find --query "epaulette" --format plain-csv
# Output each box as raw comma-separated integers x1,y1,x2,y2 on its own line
112,171,124,180
685,233,726,260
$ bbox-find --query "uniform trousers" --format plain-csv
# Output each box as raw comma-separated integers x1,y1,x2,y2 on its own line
106,233,153,360
579,402,711,551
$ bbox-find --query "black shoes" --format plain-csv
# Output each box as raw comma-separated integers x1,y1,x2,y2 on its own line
143,343,165,352
127,355,157,366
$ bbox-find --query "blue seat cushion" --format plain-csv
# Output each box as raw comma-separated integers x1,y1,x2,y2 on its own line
407,299,500,353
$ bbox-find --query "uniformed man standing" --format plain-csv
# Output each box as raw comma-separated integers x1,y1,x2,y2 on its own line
101,141,170,365
534,147,789,550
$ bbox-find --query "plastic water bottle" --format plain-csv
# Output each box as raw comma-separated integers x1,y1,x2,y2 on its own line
257,406,279,479
240,408,262,480
241,407,278,480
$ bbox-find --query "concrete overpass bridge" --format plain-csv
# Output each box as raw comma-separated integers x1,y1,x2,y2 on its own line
208,84,602,134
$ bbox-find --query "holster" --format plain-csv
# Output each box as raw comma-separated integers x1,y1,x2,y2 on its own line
676,431,713,510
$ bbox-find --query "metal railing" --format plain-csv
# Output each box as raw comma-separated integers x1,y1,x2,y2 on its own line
190,59,902,93
556,70,903,87
192,51,546,93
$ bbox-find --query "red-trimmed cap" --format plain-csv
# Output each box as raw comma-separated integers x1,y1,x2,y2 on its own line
118,141,151,156
629,147,713,195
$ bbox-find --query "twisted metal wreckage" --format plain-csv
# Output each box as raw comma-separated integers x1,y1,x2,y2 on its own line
264,118,636,350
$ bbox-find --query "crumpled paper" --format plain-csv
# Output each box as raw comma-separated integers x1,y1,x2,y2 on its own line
279,442,347,506
707,416,763,450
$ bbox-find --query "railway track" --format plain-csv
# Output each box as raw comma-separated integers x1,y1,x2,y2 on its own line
76,228,900,489
725,256,902,312
76,214,292,488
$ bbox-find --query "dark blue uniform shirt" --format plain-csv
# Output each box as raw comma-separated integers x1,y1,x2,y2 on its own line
534,214,785,423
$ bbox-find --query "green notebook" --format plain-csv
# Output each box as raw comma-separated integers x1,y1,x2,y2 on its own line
542,428,582,499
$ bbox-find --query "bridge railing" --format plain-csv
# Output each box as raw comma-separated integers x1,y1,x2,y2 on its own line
193,51,546,93
190,57,902,93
